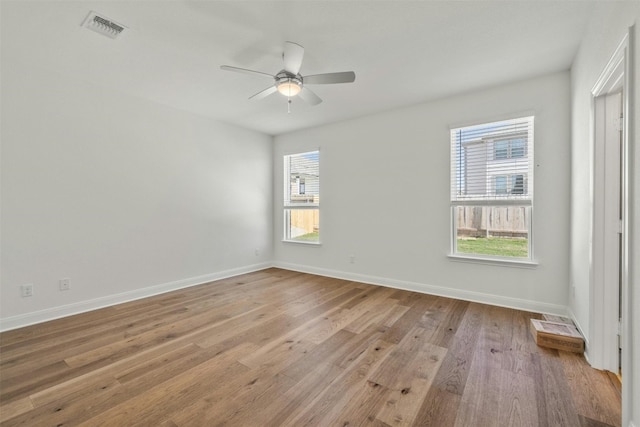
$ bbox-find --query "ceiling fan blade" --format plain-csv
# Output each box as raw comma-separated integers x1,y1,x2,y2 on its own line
220,65,274,79
248,85,278,101
298,87,322,106
304,71,356,85
283,41,304,75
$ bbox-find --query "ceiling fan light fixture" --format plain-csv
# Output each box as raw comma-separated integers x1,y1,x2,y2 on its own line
221,42,355,107
277,79,302,97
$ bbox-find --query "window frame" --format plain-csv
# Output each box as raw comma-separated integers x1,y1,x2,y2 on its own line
449,116,536,265
493,137,527,160
283,149,320,245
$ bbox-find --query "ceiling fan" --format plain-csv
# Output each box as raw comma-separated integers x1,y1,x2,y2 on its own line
221,41,356,109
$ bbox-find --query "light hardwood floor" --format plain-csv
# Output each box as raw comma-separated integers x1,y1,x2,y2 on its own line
0,268,621,426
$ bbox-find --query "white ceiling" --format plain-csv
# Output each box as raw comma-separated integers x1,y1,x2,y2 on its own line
2,1,601,135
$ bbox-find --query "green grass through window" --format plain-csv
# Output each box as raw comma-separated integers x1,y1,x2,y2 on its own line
457,237,528,258
292,231,319,242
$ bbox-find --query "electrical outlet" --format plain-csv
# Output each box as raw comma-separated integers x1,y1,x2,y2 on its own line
255,248,260,257
349,255,356,264
59,278,70,291
21,284,33,297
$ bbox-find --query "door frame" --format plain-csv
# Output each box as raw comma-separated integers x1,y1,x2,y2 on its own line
589,31,630,378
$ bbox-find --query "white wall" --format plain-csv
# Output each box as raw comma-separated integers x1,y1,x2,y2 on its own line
569,3,640,426
274,72,571,315
0,57,273,329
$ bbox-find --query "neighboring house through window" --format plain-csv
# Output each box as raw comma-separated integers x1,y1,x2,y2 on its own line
283,150,320,243
450,116,534,260
494,138,526,160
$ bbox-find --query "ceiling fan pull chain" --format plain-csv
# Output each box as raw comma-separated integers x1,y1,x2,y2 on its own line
287,97,292,114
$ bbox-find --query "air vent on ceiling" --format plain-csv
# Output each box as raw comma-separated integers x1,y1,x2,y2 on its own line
81,11,126,39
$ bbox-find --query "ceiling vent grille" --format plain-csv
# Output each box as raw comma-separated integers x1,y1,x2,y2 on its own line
82,11,126,39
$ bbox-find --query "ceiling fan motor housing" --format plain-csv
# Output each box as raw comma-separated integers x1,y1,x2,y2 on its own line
275,71,302,96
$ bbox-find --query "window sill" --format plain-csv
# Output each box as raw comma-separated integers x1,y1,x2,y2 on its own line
447,253,538,269
282,240,322,246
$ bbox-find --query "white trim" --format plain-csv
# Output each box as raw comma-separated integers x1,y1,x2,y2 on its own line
0,262,272,332
273,261,567,316
448,110,536,131
621,23,635,427
589,32,628,373
567,306,591,362
0,260,567,333
452,199,532,206
281,240,322,246
447,253,538,269
592,35,627,95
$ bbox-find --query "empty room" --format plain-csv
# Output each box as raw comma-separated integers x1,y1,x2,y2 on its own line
1,1,639,426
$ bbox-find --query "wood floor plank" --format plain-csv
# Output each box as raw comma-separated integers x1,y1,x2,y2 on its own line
303,286,397,344
427,301,483,396
559,351,622,427
531,349,582,427
453,332,502,426
278,277,357,317
200,367,297,426
421,298,464,348
288,338,396,426
454,304,539,427
263,361,346,426
277,328,357,382
0,396,33,423
76,343,256,427
323,379,391,426
332,324,391,370
413,303,484,426
0,268,621,426
497,369,539,427
62,307,233,368
377,379,433,426
238,336,316,372
113,343,201,384
0,360,71,403
369,325,437,388
380,296,438,345
413,387,461,426
2,376,125,427
374,340,447,426
4,344,254,427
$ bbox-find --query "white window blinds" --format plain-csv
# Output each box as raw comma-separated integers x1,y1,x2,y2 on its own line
284,151,319,206
450,116,534,204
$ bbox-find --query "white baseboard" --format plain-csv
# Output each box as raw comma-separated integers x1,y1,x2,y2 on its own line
273,261,568,316
0,262,272,332
566,306,591,363
1,261,569,332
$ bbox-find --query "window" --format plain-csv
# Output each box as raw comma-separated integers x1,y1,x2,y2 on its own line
494,138,526,160
511,174,525,194
494,174,527,195
450,116,534,260
284,150,319,243
494,140,509,160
